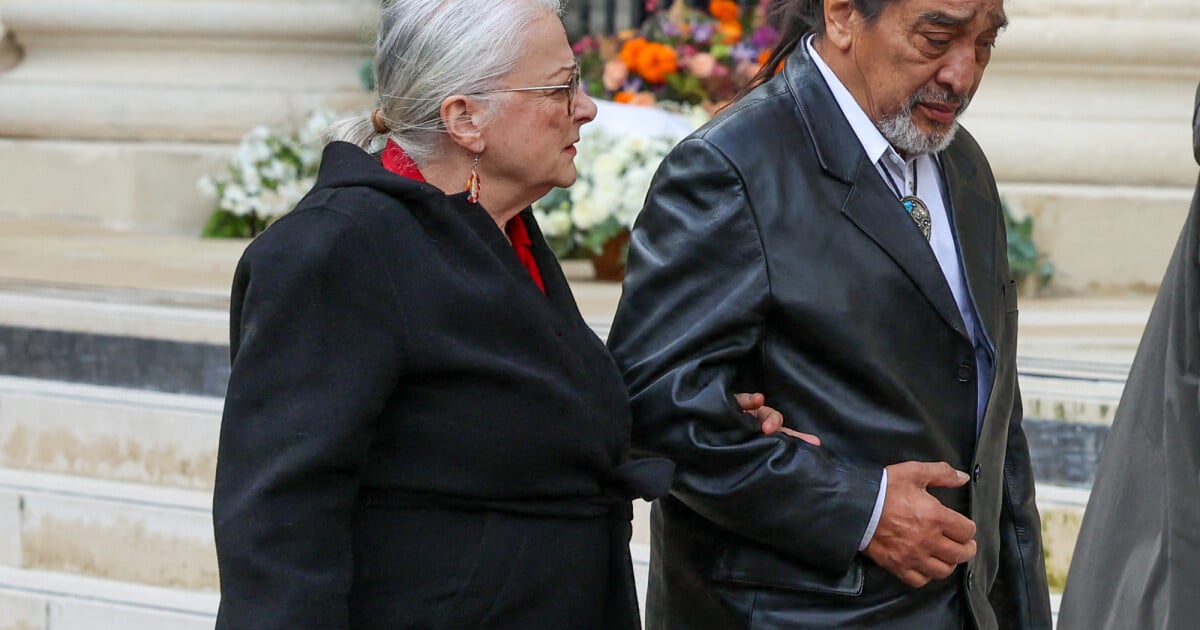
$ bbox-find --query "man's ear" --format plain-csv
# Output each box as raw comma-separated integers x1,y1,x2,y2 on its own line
823,0,857,51
440,95,486,154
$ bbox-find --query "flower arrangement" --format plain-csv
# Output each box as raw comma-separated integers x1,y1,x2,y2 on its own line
198,110,341,238
533,127,684,261
574,0,780,113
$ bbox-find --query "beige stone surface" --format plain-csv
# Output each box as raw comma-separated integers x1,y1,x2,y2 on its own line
0,139,243,233
0,380,222,490
0,218,246,297
1002,183,1193,294
0,565,218,628
0,592,45,630
7,471,217,590
0,0,376,142
46,600,212,630
0,493,19,569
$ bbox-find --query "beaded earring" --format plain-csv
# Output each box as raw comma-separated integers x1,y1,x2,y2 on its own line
465,154,481,203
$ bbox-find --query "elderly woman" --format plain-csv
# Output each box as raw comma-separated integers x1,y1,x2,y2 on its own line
212,1,801,628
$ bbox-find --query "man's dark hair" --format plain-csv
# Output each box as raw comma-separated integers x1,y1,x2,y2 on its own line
737,0,899,101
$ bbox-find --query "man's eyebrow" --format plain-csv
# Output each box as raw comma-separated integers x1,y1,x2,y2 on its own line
919,10,969,27
918,9,1008,31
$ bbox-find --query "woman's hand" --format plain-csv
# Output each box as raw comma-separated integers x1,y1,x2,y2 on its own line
734,392,821,446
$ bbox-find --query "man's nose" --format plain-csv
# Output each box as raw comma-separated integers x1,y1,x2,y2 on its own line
937,45,979,98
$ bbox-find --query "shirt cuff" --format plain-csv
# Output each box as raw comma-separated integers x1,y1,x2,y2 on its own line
858,468,888,551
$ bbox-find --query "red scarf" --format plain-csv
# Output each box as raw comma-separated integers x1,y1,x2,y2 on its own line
381,140,545,294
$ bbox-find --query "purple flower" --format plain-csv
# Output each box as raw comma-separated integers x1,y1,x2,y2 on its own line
730,43,758,64
623,77,645,93
661,19,682,38
751,25,780,49
691,22,715,44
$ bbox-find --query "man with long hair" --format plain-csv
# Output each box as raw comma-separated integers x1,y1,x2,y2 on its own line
609,0,1052,627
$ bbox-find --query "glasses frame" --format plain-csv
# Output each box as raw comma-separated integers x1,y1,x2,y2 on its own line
467,66,581,116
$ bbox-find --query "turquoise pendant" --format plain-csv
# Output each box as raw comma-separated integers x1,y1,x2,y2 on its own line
901,195,932,240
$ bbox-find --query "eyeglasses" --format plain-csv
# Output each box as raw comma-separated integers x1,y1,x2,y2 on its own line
468,66,581,116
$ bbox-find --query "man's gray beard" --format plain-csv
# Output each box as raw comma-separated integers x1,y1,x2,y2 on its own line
877,88,970,155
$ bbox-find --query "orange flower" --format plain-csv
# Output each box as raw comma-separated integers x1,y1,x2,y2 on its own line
715,20,743,44
614,91,636,104
635,43,679,84
757,49,772,68
709,0,740,24
619,37,648,70
629,92,658,107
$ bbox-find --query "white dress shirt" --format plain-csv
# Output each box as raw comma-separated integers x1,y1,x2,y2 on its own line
805,37,994,551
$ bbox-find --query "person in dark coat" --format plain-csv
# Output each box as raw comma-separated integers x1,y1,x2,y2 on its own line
210,1,799,628
607,0,1052,627
1056,84,1200,630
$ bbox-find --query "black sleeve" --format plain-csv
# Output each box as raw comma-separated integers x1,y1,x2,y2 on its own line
608,138,881,574
213,205,406,629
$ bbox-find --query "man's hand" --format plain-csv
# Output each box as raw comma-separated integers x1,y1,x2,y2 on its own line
734,392,821,446
864,461,977,588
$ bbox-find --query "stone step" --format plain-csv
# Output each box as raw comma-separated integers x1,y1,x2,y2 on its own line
0,462,1090,595
0,468,216,590
0,462,1075,626
0,376,220,491
1036,485,1090,596
0,565,218,630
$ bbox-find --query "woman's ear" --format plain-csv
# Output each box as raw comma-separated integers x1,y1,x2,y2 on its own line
440,95,486,154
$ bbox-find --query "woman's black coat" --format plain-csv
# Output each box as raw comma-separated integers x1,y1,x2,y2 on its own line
1057,84,1200,630
212,142,669,629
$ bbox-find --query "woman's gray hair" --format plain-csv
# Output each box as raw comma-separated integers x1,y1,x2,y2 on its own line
325,0,564,162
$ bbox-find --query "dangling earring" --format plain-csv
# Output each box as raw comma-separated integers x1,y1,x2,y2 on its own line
465,154,481,204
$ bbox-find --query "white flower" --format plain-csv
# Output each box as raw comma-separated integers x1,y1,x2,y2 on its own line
300,110,335,145
534,208,573,238
220,184,249,216
570,197,611,231
197,175,218,199
260,158,294,184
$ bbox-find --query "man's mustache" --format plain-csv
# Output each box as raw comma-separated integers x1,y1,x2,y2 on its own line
909,86,971,115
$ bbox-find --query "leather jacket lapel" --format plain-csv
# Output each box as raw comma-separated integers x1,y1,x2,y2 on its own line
942,149,1001,346
784,46,969,340
841,162,970,339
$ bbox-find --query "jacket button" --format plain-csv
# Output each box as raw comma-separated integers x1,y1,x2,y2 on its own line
956,363,973,382
972,464,981,483
967,570,975,589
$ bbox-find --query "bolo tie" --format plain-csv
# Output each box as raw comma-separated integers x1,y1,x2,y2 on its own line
881,161,932,240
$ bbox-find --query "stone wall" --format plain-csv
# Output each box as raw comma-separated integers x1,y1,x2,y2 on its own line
0,0,375,232
0,0,1197,292
966,0,1200,293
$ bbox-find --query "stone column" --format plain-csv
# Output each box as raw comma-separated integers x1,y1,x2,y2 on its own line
964,0,1200,292
0,0,375,232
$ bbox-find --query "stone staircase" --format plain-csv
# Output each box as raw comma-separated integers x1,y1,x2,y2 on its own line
0,229,1149,626
0,302,224,627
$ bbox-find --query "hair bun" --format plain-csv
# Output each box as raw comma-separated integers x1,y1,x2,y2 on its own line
370,108,389,134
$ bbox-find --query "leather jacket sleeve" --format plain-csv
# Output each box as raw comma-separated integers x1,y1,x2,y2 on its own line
989,382,1053,628
609,138,883,574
